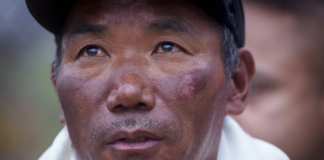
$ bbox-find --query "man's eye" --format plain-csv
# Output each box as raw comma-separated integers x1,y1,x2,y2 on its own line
81,45,107,57
155,42,182,53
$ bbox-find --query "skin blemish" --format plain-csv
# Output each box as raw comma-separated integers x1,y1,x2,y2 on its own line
178,69,208,97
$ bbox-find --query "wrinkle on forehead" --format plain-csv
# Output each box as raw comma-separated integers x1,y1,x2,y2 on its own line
64,0,220,41
63,0,215,50
74,0,164,19
71,0,208,23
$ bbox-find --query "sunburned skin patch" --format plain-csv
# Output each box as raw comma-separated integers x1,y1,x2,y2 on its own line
178,69,208,98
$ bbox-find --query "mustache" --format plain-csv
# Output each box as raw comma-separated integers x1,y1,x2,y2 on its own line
89,115,180,145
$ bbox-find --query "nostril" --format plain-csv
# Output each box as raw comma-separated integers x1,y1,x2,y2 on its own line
107,85,155,111
115,104,124,109
137,102,146,106
112,103,149,111
111,104,129,112
134,102,148,109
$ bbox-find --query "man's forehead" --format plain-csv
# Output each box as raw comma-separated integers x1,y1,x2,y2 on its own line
69,0,202,22
73,0,186,15
26,0,245,47
64,0,211,38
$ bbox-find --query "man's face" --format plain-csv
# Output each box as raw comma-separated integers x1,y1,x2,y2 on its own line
233,4,324,160
55,0,228,159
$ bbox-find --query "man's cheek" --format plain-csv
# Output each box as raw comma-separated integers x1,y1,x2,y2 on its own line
56,74,103,121
154,68,211,113
178,69,208,98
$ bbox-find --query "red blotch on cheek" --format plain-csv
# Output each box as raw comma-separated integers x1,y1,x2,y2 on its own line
178,69,208,97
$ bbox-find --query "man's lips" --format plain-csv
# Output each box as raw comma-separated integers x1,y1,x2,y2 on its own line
106,130,162,144
104,130,163,153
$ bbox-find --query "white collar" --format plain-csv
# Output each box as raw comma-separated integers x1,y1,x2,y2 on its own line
217,116,289,160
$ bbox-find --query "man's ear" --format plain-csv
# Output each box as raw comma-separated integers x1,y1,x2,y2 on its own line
226,48,255,115
51,60,57,89
60,108,66,125
51,60,66,124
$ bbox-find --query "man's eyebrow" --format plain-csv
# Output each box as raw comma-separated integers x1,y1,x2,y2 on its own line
68,22,107,38
146,18,194,34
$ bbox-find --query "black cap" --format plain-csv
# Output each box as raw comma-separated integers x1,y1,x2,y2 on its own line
26,0,245,47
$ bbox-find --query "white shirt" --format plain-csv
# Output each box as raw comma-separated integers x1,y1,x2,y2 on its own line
218,116,289,160
39,116,289,160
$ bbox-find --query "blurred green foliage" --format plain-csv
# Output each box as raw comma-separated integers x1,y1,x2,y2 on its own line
0,0,63,159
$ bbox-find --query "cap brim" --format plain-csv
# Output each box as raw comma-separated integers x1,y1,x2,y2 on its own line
26,0,76,35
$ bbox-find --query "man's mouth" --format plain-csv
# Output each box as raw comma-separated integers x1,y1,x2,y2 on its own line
120,137,151,143
105,130,163,153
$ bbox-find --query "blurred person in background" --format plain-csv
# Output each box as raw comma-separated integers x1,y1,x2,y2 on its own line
233,0,324,160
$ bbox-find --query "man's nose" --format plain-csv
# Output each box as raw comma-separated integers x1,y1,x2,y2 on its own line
107,72,155,112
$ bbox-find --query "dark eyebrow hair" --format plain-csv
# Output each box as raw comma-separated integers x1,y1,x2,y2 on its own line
146,18,194,34
68,22,107,38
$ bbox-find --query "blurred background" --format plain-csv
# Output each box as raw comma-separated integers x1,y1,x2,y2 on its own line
234,0,324,160
0,0,62,159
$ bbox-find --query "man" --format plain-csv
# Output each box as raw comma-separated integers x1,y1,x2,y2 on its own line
233,0,324,160
26,0,289,159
